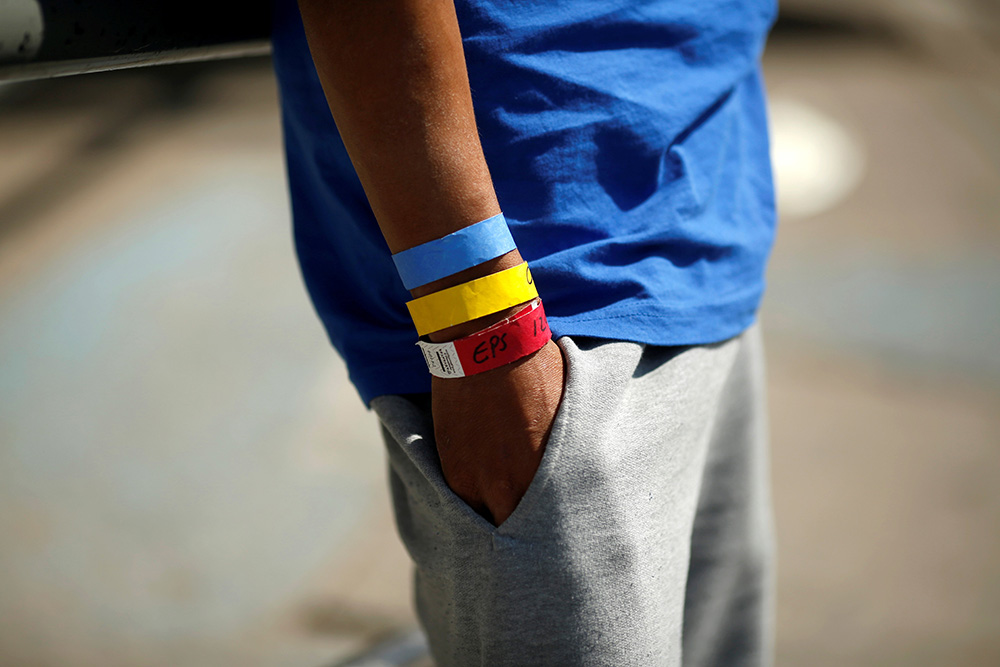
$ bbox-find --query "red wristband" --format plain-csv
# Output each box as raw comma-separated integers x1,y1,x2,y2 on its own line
416,299,551,378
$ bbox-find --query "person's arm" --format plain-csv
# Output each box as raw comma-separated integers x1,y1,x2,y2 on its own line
297,0,564,525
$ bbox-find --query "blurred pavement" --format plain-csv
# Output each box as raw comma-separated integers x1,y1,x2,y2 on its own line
0,15,998,667
763,21,1000,666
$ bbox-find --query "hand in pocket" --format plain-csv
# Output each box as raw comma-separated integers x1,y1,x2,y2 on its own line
431,339,565,526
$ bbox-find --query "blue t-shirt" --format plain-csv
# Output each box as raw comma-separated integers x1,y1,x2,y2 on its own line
271,0,777,404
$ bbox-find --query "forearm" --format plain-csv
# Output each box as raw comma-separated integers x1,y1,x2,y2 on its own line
298,0,527,341
298,0,564,526
297,0,498,254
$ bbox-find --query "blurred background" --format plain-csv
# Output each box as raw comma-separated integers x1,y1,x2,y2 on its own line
0,1,998,665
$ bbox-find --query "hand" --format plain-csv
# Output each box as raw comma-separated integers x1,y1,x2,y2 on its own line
431,339,565,526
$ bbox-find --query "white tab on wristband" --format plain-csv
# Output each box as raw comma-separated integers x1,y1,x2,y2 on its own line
418,341,466,379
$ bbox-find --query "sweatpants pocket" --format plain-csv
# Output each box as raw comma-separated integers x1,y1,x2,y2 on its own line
372,336,581,540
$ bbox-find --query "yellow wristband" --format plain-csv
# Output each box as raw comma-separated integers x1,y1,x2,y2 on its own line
405,262,539,336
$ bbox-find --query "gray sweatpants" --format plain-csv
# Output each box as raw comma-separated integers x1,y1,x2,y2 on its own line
371,326,774,666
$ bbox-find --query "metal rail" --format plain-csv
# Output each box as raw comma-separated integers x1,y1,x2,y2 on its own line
0,0,270,83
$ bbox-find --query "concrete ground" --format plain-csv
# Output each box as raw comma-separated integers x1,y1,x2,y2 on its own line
0,21,997,667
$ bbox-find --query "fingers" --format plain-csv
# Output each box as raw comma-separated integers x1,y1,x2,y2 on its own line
443,459,533,526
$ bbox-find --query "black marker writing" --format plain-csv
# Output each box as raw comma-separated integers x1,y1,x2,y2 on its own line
473,333,510,364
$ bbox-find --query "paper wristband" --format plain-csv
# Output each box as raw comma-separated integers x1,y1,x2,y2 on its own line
391,214,516,290
405,261,538,336
417,299,551,378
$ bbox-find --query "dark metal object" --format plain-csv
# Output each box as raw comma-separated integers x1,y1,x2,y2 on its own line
0,0,270,83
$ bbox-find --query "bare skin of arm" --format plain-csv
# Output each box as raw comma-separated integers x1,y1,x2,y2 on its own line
297,0,564,525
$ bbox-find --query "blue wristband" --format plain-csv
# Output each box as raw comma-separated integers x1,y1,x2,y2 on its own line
391,214,517,290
